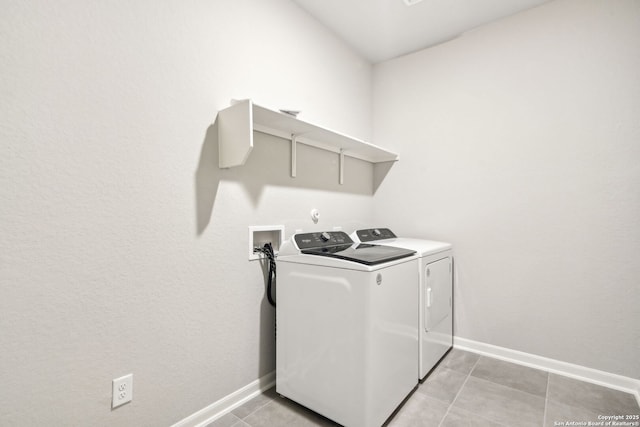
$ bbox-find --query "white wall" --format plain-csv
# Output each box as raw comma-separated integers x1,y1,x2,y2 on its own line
3,0,639,424
0,1,374,425
373,0,640,379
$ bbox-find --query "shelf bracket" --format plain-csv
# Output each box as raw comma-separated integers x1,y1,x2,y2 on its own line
339,149,345,185
291,134,298,178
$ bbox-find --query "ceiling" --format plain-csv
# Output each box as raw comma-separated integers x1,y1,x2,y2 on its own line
292,0,552,63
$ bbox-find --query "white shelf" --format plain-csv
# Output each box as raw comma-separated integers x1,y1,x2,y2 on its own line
217,99,398,184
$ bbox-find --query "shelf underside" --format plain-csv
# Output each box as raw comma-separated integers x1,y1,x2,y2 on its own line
217,99,398,185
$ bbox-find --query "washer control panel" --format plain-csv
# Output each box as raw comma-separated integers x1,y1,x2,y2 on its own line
295,231,353,249
356,228,397,242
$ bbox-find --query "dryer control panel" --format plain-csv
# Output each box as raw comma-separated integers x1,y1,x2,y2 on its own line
356,228,397,242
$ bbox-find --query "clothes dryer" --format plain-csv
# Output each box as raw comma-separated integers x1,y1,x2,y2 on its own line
276,231,419,427
352,228,453,380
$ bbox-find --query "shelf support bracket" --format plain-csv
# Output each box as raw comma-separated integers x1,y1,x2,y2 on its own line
339,149,345,185
291,134,298,178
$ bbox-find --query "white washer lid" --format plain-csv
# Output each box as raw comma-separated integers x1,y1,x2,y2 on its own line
350,229,451,256
373,238,451,256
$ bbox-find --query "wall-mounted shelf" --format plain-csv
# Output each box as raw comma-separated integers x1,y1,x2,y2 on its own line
217,99,398,184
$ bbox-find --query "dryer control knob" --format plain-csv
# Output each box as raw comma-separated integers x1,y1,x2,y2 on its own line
320,232,331,242
373,229,382,237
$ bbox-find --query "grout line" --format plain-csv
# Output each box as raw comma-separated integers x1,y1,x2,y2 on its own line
443,354,549,426
470,356,552,401
203,413,244,427
542,371,551,427
436,354,481,427
469,354,481,376
471,375,549,401
445,405,512,427
229,414,245,426
234,389,277,421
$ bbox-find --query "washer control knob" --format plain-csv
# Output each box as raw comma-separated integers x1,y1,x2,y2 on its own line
372,229,382,237
320,232,331,242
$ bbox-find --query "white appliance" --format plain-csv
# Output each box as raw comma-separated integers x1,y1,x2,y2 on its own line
352,228,453,380
276,231,419,427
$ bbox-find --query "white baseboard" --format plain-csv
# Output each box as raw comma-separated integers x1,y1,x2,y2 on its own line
171,371,276,427
453,337,640,407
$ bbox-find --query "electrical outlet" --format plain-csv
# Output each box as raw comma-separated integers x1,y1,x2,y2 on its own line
112,374,133,408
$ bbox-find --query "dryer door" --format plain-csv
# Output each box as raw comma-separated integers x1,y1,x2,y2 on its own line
424,257,452,331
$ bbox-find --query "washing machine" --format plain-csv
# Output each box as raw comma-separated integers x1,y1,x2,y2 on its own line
276,231,419,427
352,228,453,380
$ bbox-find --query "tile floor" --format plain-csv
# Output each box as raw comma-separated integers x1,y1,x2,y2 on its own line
206,349,640,427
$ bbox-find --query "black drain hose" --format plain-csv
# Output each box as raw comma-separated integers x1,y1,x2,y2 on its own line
254,243,276,307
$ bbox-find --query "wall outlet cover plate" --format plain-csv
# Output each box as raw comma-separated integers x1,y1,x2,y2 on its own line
112,374,133,409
